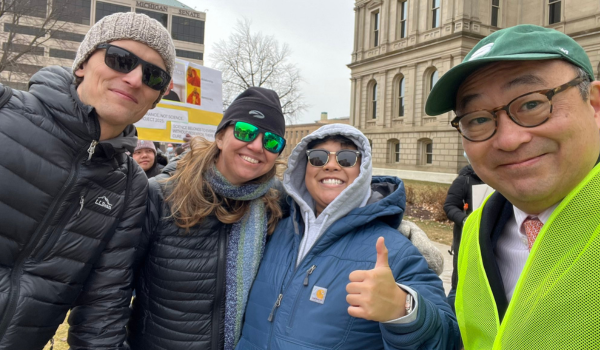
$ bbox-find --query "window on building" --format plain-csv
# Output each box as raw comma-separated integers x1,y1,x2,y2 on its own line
50,30,85,42
386,139,400,163
95,1,130,23
176,49,203,61
172,16,205,44
431,0,441,28
372,11,380,47
548,0,561,24
4,23,45,37
491,0,499,27
53,0,91,24
398,1,408,39
3,42,44,56
27,0,48,18
418,139,433,165
430,69,439,93
136,8,168,27
4,63,43,75
295,131,298,138
397,77,405,117
426,142,433,164
371,82,378,119
50,48,76,60
300,131,304,138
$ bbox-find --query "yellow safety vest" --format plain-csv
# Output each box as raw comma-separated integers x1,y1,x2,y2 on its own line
456,164,600,350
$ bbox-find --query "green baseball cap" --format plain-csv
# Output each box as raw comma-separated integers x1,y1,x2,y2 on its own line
425,24,594,116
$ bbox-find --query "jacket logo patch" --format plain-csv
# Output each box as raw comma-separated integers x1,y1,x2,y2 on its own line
94,196,112,210
310,286,327,304
249,110,265,119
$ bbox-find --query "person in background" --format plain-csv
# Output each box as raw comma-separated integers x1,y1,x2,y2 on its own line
132,140,164,178
425,24,600,349
165,142,174,159
162,79,181,102
175,146,184,157
443,162,484,312
0,12,174,349
236,124,459,350
154,141,169,166
128,87,288,350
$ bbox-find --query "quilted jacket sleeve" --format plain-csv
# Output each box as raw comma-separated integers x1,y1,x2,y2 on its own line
67,165,148,350
380,235,461,350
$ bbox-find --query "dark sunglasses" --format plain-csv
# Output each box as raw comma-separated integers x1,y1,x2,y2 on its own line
233,121,286,154
306,149,361,168
96,43,171,91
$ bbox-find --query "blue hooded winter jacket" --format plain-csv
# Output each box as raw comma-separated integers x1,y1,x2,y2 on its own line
236,124,459,350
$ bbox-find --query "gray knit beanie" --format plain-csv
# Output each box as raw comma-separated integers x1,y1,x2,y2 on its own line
72,12,176,106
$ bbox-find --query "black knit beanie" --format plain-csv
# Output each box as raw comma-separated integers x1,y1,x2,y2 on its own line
215,87,286,137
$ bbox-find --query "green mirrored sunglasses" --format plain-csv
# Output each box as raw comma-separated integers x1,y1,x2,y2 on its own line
233,121,286,154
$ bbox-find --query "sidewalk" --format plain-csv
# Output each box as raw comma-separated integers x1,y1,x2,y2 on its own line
432,241,453,294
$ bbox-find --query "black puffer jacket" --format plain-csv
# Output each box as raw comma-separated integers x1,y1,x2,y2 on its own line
128,169,227,350
443,164,484,290
0,67,148,350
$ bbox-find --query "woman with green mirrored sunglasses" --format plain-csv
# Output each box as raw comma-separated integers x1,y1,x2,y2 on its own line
128,87,287,350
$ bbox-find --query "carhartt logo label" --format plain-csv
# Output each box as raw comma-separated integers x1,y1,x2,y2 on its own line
469,43,494,61
95,196,112,210
249,110,265,119
310,286,327,304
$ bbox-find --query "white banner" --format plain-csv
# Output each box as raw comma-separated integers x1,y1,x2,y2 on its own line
170,122,217,141
135,107,189,129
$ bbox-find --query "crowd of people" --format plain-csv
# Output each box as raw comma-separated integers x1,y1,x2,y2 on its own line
0,10,599,350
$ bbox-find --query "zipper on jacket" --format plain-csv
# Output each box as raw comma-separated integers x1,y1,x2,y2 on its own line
212,225,228,350
87,140,98,162
303,265,317,286
0,145,88,341
75,196,85,217
267,294,283,322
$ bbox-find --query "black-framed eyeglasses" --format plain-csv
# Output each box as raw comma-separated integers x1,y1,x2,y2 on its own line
96,43,171,91
232,121,286,154
451,76,587,142
306,149,361,168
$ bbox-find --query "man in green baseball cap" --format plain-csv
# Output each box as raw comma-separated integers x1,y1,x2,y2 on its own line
425,24,600,349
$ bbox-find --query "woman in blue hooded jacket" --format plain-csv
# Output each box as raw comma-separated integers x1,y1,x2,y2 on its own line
236,124,459,350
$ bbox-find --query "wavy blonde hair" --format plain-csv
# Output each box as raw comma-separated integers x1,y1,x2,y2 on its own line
164,134,285,234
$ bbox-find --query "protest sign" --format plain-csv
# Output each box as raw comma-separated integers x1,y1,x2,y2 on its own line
136,58,223,142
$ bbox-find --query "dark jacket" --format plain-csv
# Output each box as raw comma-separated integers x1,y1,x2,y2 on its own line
0,67,148,349
237,177,459,350
144,160,164,178
443,165,484,289
128,169,227,350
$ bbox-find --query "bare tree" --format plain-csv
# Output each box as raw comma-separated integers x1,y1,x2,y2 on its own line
0,0,75,87
211,18,307,125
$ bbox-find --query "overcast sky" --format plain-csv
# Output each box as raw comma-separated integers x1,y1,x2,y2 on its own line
182,0,356,124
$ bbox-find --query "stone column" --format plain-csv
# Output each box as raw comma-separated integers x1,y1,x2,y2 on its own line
376,71,387,126
406,64,417,127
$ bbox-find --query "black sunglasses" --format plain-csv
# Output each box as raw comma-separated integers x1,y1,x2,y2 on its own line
96,43,171,91
233,121,286,154
306,149,361,168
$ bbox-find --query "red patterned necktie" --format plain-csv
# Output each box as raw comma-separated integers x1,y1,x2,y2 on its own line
522,216,543,251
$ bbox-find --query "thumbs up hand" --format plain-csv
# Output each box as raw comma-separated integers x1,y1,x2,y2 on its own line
346,237,407,322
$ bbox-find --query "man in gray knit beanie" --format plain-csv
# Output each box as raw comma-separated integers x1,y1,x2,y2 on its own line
0,11,174,350
74,12,176,139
